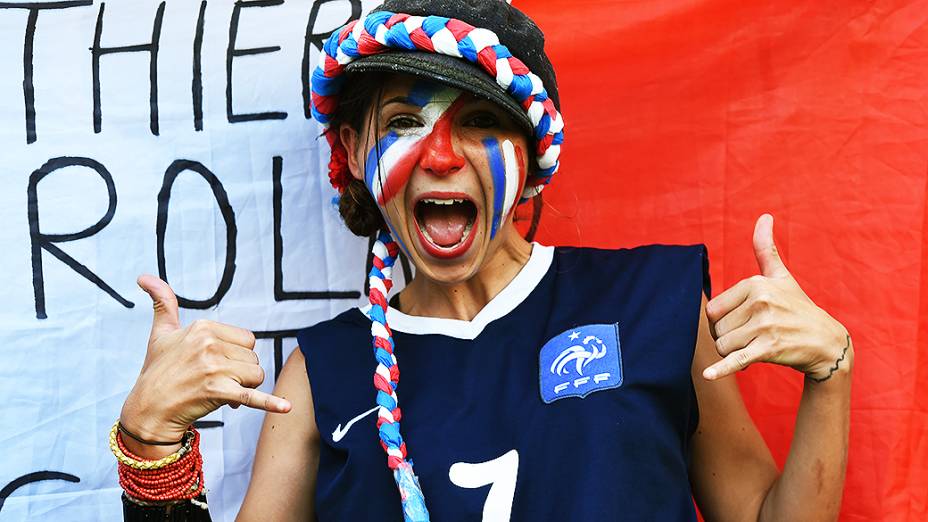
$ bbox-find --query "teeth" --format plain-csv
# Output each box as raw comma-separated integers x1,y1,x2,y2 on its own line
422,198,465,205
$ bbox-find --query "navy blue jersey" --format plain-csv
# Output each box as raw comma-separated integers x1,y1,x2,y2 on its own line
298,243,710,521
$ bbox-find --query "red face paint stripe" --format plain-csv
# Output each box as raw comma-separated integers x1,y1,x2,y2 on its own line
515,144,527,198
420,95,469,168
378,140,425,205
377,94,468,205
379,94,469,203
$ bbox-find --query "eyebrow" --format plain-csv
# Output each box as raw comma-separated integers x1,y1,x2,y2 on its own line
383,96,419,108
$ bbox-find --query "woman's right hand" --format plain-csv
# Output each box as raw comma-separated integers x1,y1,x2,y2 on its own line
119,275,292,459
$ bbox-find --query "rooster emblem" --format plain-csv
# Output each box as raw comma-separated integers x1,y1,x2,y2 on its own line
550,333,608,376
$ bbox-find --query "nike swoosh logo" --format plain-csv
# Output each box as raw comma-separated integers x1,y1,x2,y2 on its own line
332,406,379,443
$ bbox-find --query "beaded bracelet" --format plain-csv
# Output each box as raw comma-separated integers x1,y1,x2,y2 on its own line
109,421,193,470
111,420,206,503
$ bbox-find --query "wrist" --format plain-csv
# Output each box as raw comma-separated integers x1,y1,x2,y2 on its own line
806,330,854,383
119,408,186,460
118,429,183,460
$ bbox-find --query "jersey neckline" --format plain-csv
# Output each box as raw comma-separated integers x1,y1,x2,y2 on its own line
359,243,554,340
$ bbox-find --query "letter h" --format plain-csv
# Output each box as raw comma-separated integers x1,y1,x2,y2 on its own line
90,2,165,135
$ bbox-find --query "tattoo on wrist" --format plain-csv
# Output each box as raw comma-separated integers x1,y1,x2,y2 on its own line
808,334,851,383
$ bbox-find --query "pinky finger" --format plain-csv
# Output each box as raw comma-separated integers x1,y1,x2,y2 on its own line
220,384,292,414
703,342,765,381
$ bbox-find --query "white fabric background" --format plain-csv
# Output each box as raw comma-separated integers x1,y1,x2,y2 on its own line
0,0,385,519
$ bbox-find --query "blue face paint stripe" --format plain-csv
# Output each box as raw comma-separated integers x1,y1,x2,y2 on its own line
406,80,441,108
483,137,507,239
362,132,412,262
365,132,401,190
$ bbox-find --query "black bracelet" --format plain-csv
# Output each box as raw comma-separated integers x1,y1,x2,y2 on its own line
118,421,185,446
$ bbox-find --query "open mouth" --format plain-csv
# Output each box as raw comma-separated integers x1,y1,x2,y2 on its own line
413,195,479,259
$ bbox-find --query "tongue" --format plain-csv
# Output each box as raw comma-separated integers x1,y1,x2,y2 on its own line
422,205,469,247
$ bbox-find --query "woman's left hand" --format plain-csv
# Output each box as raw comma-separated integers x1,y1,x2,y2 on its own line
703,214,852,382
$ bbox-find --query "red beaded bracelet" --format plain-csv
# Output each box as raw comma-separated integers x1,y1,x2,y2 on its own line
116,428,205,502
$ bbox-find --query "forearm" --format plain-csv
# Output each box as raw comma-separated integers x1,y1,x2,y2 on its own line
759,340,853,522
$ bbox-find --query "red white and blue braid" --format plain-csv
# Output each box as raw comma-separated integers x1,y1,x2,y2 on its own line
310,11,565,200
367,230,428,521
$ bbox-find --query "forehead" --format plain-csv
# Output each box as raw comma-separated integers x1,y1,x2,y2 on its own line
380,74,470,106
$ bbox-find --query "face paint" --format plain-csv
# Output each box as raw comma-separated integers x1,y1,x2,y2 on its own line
365,84,467,206
483,138,523,239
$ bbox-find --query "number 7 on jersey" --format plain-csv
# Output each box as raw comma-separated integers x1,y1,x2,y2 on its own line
449,450,519,521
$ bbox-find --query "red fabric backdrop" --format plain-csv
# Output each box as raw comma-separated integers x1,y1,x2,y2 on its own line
516,1,928,520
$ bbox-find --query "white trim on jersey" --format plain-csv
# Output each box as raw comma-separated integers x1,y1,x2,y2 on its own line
360,243,554,340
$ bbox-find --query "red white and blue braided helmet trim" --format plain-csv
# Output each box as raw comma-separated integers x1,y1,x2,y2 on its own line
310,11,565,200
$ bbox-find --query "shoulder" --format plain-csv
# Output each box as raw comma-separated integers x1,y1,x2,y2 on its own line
295,308,370,365
553,242,707,264
297,307,367,337
552,243,710,294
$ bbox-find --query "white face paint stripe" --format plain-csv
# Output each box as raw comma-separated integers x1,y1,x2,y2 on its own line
369,134,421,203
501,140,520,224
366,86,464,205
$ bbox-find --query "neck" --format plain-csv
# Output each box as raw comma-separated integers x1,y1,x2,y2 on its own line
398,226,533,321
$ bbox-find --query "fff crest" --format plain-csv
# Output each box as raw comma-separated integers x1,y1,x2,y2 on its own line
539,323,624,404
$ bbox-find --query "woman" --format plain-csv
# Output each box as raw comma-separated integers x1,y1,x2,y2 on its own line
114,0,853,520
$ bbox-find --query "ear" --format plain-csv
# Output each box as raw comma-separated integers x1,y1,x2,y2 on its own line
339,123,365,182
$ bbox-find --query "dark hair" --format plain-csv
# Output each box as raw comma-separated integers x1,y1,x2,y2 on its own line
330,72,388,237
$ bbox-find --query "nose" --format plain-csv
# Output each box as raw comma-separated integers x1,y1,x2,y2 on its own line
418,108,465,176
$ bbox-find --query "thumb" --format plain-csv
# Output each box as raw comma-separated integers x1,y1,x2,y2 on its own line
137,274,181,338
753,214,790,278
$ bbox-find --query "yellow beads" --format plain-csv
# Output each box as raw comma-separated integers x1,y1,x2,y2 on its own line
109,421,192,470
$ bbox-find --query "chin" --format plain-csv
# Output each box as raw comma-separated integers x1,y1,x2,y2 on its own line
405,239,490,287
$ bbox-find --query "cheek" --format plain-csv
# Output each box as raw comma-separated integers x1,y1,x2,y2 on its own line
483,138,524,239
365,133,423,206
363,134,416,255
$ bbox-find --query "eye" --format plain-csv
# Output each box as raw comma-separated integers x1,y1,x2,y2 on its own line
387,116,422,130
464,112,500,129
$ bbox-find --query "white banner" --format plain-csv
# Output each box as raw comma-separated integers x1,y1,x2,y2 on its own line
0,1,387,519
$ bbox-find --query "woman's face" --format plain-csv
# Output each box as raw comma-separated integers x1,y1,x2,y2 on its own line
341,74,532,284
